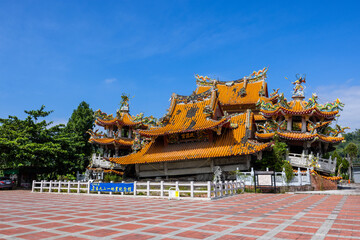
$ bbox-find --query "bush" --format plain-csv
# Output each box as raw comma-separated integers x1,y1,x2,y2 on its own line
104,174,111,183
104,174,122,182
57,174,76,181
282,161,294,183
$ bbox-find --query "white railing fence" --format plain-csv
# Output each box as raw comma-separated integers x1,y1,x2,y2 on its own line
287,152,336,174
90,154,122,169
32,180,245,200
236,168,311,187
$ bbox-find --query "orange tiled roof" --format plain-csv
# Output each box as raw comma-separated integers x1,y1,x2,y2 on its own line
95,112,140,127
317,135,345,143
255,132,344,143
261,100,338,118
254,114,266,121
255,132,275,139
138,99,228,137
109,114,271,165
89,137,134,146
196,80,267,106
259,95,278,104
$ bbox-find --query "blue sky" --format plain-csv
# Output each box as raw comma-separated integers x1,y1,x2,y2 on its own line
0,1,359,129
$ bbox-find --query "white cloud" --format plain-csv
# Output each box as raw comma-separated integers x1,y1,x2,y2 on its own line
316,84,360,131
104,78,117,84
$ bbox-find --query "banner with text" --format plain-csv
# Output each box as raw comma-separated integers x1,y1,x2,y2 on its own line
90,182,134,193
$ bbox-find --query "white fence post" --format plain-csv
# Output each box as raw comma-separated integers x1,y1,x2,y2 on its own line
298,168,302,185
67,181,71,193
87,181,90,194
190,181,194,198
58,181,61,193
98,181,101,194
207,181,211,198
110,181,113,195
160,181,164,197
134,181,137,196
32,180,35,192
224,181,228,195
306,168,310,184
49,180,52,193
40,180,43,193
219,182,223,197
77,181,80,194
251,168,254,186
282,168,286,186
147,181,150,196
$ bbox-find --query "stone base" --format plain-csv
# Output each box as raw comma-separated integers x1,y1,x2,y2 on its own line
311,174,338,191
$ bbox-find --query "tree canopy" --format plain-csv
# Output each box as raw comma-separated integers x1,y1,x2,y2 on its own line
0,102,94,179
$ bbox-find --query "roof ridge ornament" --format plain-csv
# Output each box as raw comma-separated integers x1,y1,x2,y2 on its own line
94,109,114,120
292,74,306,98
196,67,268,86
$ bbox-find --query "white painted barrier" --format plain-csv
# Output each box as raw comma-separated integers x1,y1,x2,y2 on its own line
32,180,245,200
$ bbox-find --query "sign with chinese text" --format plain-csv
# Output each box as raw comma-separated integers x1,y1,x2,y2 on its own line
179,132,196,141
258,175,272,186
254,171,276,193
90,182,134,193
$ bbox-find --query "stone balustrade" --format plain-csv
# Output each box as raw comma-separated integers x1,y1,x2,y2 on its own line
287,152,336,174
89,154,122,169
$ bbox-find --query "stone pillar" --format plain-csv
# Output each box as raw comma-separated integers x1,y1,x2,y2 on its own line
246,155,251,170
301,117,306,132
135,164,140,176
115,147,119,157
286,116,292,131
164,162,168,179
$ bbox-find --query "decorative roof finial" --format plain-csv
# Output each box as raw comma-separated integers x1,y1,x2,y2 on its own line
292,74,306,98
119,93,130,113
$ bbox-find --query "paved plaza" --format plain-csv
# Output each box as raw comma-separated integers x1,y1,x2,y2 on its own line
0,190,360,240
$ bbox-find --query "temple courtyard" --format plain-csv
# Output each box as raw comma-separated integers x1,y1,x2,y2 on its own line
1,190,360,240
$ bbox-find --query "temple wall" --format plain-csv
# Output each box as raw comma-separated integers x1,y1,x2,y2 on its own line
137,155,250,178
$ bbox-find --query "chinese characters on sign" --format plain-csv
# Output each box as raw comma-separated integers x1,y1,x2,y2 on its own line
257,175,272,186
90,182,134,193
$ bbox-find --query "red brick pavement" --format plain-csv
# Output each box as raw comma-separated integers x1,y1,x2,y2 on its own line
0,190,359,239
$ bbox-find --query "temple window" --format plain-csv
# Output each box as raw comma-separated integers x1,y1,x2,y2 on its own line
113,126,118,137
292,116,302,131
122,126,129,138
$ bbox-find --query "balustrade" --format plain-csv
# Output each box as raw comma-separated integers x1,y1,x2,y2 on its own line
286,152,336,174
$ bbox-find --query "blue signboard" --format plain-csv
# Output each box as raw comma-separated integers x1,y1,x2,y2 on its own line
90,182,134,193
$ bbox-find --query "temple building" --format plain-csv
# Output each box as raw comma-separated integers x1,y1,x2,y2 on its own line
89,69,346,180
256,76,346,174
86,103,154,178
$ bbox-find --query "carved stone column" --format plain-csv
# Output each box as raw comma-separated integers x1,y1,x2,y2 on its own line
301,117,306,132
286,116,292,131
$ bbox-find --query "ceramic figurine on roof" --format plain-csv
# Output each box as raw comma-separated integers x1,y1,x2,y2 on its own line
292,74,306,97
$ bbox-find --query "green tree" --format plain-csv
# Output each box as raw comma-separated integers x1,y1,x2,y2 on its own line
254,137,288,171
336,129,360,159
64,101,94,173
0,106,66,178
332,151,348,177
345,142,358,180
